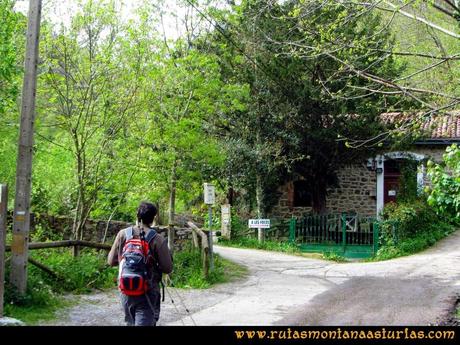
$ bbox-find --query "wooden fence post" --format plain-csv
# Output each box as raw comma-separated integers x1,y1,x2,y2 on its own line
0,185,8,317
187,221,209,279
167,225,175,256
191,230,199,250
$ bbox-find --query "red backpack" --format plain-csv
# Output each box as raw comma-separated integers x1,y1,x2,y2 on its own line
118,227,157,296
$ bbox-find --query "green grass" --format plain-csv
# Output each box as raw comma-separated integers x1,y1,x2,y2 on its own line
217,237,348,262
321,251,347,262
170,249,248,289
218,237,301,254
3,248,117,324
4,294,74,325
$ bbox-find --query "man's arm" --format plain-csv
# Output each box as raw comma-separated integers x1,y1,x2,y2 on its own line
107,231,122,266
156,240,173,274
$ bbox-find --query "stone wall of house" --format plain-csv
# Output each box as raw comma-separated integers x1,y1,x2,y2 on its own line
270,162,376,219
269,182,313,220
268,145,450,220
325,163,377,217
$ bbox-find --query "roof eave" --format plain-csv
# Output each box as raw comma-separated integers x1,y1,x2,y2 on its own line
414,138,460,145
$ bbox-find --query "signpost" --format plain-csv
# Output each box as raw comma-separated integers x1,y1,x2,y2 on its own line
248,219,271,229
203,183,215,270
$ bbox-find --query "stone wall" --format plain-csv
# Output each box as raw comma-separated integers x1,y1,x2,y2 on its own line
325,163,377,217
270,163,377,219
13,214,194,252
269,181,313,220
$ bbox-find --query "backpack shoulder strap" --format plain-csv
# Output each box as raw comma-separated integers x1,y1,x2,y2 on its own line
145,228,157,244
124,227,134,241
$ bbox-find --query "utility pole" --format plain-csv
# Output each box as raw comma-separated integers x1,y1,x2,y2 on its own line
0,185,8,317
10,0,42,295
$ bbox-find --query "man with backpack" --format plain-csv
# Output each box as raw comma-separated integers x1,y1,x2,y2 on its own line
108,202,173,326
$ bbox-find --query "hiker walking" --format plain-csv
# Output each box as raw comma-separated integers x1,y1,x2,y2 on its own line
108,201,173,326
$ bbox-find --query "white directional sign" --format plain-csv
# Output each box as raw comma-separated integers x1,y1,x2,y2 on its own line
248,219,270,229
203,183,215,205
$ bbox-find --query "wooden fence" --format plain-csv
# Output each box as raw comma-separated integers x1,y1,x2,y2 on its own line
187,221,210,278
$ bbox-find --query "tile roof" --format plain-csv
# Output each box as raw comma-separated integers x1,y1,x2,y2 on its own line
381,111,460,140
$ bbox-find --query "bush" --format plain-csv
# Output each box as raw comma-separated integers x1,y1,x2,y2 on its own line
30,249,117,293
375,199,455,260
427,144,460,223
3,248,117,323
380,199,440,243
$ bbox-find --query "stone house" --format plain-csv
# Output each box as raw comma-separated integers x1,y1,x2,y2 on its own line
270,112,460,220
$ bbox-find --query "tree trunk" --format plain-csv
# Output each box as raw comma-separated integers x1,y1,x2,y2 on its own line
227,184,234,205
167,158,177,253
256,173,265,243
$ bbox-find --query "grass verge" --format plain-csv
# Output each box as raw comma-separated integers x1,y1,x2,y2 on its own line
3,248,117,324
218,237,301,254
170,249,248,289
217,237,347,262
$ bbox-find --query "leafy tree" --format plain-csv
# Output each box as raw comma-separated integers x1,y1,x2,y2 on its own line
427,144,460,221
38,0,151,245
207,0,406,216
0,0,25,199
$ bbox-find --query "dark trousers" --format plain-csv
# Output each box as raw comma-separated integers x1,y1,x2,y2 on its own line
120,289,161,326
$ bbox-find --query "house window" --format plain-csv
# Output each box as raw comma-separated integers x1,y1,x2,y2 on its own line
293,180,312,207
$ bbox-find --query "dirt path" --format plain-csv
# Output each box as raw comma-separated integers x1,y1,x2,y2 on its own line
39,231,460,326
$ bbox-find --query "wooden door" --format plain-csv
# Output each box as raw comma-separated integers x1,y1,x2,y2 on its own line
384,160,401,204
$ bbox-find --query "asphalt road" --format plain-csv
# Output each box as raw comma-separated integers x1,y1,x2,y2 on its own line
39,230,460,326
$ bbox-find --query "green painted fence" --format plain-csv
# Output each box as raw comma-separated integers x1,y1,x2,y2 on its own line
289,213,379,258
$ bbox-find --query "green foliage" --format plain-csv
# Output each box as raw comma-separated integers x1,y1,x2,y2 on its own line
380,199,443,243
427,144,460,222
3,249,115,323
322,251,347,262
29,249,117,293
375,199,456,260
374,222,454,261
170,248,247,289
207,0,407,215
0,0,22,115
397,160,419,203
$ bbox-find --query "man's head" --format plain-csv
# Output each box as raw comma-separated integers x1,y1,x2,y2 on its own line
137,201,157,226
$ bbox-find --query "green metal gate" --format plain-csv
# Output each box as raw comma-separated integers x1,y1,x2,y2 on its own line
288,213,379,258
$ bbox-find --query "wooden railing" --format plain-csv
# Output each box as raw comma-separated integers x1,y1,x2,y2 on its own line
5,240,112,252
187,221,210,279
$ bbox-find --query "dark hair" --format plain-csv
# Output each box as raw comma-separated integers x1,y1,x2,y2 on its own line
137,202,157,226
